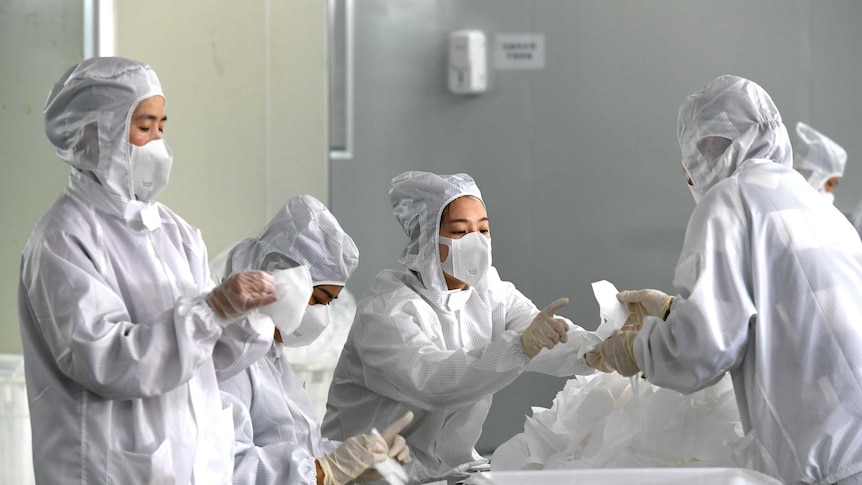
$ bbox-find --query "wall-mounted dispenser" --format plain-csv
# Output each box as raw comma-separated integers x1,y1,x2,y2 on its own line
448,30,487,94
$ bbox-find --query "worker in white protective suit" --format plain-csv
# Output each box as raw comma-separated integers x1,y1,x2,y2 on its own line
322,171,600,483
586,75,862,485
18,57,279,485
218,194,413,485
794,121,847,204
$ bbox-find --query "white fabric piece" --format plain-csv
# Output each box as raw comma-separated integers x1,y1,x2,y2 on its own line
492,373,742,471
794,121,846,192
636,75,862,484
322,171,600,483
21,57,271,485
257,266,313,337
223,194,358,287
591,280,628,339
221,342,341,485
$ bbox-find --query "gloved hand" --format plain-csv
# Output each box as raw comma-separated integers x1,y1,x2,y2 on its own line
586,329,640,377
206,271,277,325
317,434,387,485
319,412,414,485
521,298,570,358
616,289,673,329
584,347,614,373
354,411,414,484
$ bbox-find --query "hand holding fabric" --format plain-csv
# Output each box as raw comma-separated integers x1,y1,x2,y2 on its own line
206,271,277,325
521,298,570,358
584,347,614,373
587,329,640,377
317,433,388,485
354,411,414,484
616,289,673,329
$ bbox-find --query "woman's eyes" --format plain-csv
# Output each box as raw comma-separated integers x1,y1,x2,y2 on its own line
136,124,164,133
449,229,490,236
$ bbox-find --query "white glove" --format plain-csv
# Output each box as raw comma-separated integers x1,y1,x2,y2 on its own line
317,434,387,485
616,289,673,329
586,329,640,377
521,298,570,358
206,271,277,326
320,412,414,485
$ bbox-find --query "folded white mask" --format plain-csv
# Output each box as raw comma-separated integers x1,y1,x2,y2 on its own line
130,139,173,201
439,231,492,287
283,303,330,347
255,265,312,337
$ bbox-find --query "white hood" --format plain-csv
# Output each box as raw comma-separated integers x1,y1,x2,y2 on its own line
794,121,846,191
677,75,792,201
43,57,163,200
388,171,484,292
224,194,359,287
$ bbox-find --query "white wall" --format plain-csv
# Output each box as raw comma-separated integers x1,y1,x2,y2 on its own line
0,0,328,354
114,0,329,264
0,0,84,354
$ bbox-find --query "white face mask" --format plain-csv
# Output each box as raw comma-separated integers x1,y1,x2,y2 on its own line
439,231,492,287
282,303,330,347
130,139,173,201
822,191,835,205
256,265,313,337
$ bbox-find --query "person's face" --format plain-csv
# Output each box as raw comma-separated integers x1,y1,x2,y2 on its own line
309,284,343,306
128,95,166,147
275,283,343,343
824,176,841,194
438,196,489,264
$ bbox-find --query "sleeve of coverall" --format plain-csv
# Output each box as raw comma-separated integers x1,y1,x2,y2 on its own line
353,301,531,410
634,183,757,393
220,376,323,485
22,228,227,400
206,255,274,381
503,285,601,376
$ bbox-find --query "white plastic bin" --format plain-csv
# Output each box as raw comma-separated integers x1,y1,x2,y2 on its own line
470,468,781,485
0,354,35,485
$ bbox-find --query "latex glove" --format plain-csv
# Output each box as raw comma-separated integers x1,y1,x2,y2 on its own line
206,271,277,326
616,289,673,329
589,329,640,377
584,347,614,373
354,411,414,484
521,298,570,358
317,434,388,485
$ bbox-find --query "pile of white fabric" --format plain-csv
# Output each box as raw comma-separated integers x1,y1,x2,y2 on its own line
492,372,742,470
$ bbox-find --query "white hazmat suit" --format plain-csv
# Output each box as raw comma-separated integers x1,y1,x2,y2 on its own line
631,75,862,484
218,195,360,484
18,57,273,485
322,171,599,482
